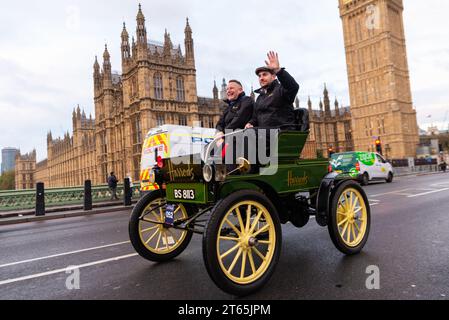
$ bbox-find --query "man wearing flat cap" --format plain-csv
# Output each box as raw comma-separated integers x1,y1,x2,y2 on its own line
246,51,299,130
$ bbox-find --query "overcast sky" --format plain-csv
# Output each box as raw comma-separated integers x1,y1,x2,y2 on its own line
1,0,448,161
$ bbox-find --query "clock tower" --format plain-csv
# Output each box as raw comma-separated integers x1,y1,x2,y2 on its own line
338,0,419,159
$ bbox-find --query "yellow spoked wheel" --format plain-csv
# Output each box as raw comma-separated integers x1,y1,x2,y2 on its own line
216,200,276,285
328,181,371,255
138,198,189,254
203,190,282,296
336,188,368,247
129,190,193,262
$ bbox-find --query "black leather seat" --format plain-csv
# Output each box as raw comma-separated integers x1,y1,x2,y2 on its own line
293,108,310,132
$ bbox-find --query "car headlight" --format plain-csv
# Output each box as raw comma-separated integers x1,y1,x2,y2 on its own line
203,164,214,182
149,169,156,184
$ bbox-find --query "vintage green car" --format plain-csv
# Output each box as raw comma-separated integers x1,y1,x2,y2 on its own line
128,110,371,296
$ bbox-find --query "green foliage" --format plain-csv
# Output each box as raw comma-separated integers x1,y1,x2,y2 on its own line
0,170,15,190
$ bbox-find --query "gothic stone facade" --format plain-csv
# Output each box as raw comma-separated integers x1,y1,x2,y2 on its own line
15,150,36,190
43,107,97,188
93,5,223,183
307,85,354,158
339,0,419,158
15,5,223,189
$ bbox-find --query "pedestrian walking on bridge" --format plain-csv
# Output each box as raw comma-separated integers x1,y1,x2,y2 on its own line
108,172,119,201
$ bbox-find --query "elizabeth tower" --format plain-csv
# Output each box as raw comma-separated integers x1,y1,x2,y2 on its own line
339,0,419,158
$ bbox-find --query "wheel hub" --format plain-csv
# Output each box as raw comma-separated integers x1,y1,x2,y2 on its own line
239,233,259,249
248,237,259,247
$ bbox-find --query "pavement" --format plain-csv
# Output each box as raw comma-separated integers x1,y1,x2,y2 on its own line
0,204,134,226
1,172,449,300
0,201,137,226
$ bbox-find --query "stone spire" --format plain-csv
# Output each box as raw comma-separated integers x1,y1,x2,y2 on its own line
184,18,195,66
220,78,227,100
121,22,130,63
323,83,331,117
102,45,112,88
319,99,324,118
93,56,101,94
213,80,219,100
136,3,148,57
164,29,173,57
335,97,340,118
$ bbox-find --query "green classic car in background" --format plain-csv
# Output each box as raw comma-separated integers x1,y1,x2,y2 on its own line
128,110,371,296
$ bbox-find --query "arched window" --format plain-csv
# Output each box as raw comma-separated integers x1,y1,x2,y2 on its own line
154,73,163,100
179,115,187,126
156,114,165,126
132,115,142,144
176,76,185,102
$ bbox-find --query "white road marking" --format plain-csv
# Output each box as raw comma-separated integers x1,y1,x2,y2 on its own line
369,188,414,197
431,183,449,188
370,186,449,198
0,253,139,286
407,188,449,198
0,241,131,269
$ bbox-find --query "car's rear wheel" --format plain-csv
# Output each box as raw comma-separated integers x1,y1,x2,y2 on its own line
202,190,282,296
129,190,193,262
328,181,371,255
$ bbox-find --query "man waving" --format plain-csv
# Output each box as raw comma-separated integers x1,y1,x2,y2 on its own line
246,52,299,130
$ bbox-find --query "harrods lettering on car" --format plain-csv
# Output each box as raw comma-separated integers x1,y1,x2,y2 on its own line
287,171,309,187
168,166,195,180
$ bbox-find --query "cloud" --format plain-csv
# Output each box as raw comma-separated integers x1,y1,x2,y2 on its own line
0,0,448,162
0,58,72,161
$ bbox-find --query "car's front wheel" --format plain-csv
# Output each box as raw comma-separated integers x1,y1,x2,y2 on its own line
202,190,282,296
328,181,371,255
386,172,394,183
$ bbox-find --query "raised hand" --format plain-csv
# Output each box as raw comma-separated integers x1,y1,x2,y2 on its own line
265,51,281,74
215,131,224,146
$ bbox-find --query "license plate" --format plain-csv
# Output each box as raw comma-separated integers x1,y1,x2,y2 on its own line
173,189,196,200
166,183,207,204
165,204,175,226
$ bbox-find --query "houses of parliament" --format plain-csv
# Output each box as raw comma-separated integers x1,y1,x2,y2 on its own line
15,1,419,190
16,5,225,189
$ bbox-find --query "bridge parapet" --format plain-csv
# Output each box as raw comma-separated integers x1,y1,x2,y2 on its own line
0,183,141,212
